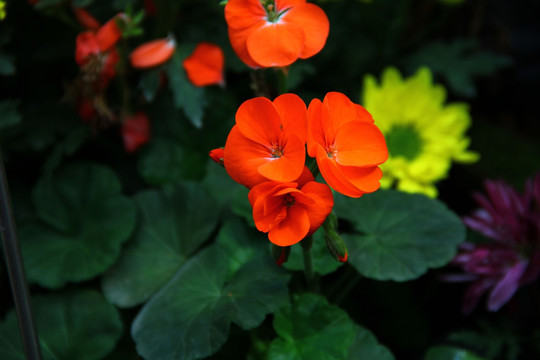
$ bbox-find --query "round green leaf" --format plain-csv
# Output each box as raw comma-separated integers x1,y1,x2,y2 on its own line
19,163,136,288
102,182,220,307
0,290,123,360
284,227,344,275
424,346,487,360
347,325,395,360
132,219,290,360
334,190,465,281
137,139,206,185
268,293,356,360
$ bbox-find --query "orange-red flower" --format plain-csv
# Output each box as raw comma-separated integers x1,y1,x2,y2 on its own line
307,92,388,198
224,93,307,188
130,36,176,69
122,112,151,153
183,42,225,87
224,0,329,68
248,167,333,246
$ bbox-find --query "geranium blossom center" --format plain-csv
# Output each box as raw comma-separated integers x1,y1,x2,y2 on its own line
262,0,288,23
283,193,295,206
326,144,338,159
385,124,423,161
271,143,284,158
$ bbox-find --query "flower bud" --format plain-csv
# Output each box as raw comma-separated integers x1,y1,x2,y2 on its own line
325,229,348,263
271,244,291,266
209,148,224,166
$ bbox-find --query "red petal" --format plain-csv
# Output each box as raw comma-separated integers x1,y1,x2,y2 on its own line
334,121,388,166
247,22,305,67
268,205,310,246
273,93,308,145
183,42,224,86
122,112,151,153
96,14,124,51
130,37,176,69
284,3,329,59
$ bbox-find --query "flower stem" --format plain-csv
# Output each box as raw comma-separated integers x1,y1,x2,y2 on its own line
0,150,42,360
300,236,317,291
276,67,289,94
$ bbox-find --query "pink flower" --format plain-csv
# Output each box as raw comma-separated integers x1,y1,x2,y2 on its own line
443,173,540,313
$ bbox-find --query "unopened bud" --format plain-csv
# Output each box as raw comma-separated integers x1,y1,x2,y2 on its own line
325,229,348,263
209,148,224,166
271,244,291,266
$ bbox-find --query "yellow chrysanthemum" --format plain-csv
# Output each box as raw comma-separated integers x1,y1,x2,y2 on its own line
362,66,479,197
0,1,6,20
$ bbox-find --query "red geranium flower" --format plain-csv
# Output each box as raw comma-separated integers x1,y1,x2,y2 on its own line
183,42,225,87
223,93,307,188
130,36,176,69
224,0,329,68
122,112,151,153
248,167,334,246
307,92,388,198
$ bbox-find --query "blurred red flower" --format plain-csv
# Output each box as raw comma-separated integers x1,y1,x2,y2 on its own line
122,112,151,153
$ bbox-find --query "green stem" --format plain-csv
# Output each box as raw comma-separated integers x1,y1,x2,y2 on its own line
276,67,288,95
300,236,317,292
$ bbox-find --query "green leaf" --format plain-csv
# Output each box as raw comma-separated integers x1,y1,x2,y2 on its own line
334,190,465,281
0,290,122,360
165,46,206,129
402,39,512,97
268,293,356,360
132,219,290,360
347,325,395,360
0,100,21,130
102,182,220,307
138,68,161,102
19,163,136,288
43,125,89,175
137,138,206,185
424,346,487,360
284,227,344,275
0,53,15,76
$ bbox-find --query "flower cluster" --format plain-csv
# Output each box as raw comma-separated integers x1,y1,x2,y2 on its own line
362,67,479,197
443,173,540,313
222,92,388,247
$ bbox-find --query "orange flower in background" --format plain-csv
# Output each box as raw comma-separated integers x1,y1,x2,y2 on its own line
307,92,388,198
183,42,225,87
248,167,334,246
122,112,151,153
224,0,329,68
130,37,176,69
224,93,307,188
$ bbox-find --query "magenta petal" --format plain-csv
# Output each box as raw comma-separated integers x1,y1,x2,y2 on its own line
487,260,528,312
462,277,496,314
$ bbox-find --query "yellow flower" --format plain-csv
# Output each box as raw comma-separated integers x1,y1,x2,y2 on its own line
362,66,479,197
0,1,6,20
